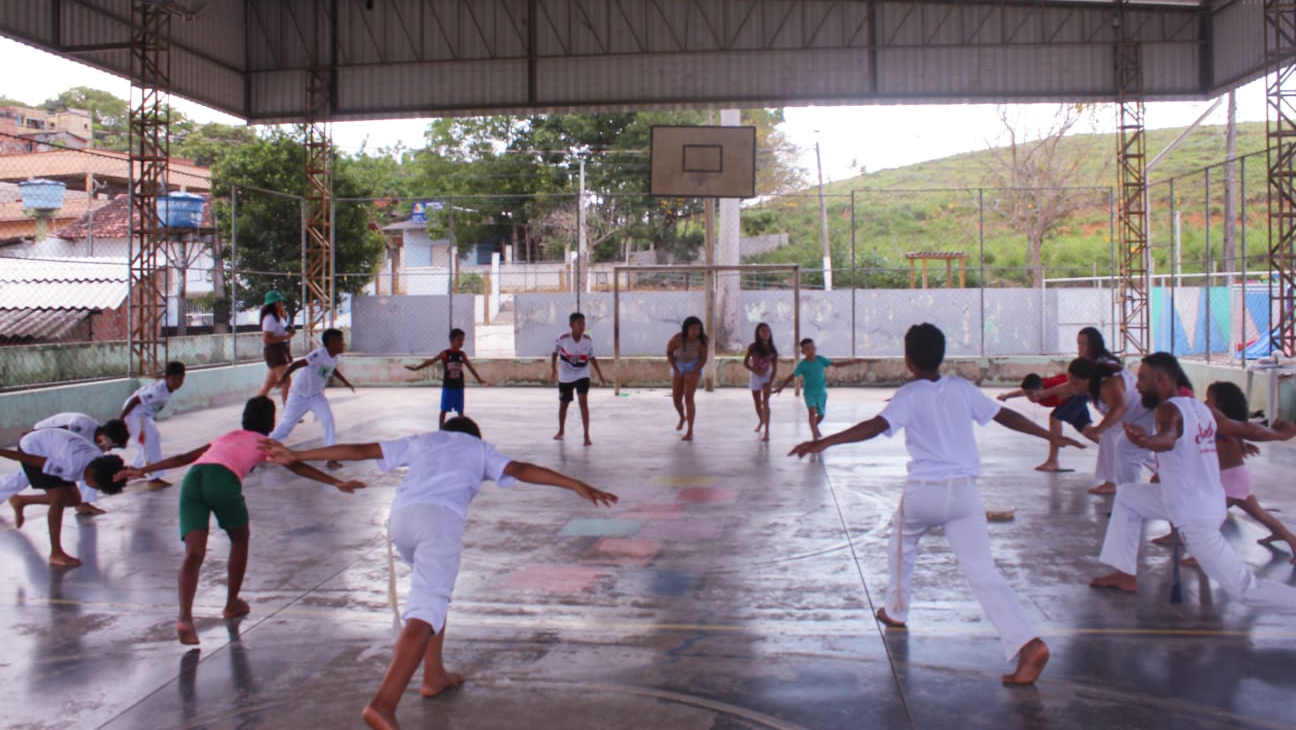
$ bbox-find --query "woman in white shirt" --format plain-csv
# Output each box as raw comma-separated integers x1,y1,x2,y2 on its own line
256,290,295,404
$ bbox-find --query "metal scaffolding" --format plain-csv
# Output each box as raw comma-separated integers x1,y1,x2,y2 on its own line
302,69,335,344
1267,0,1296,358
127,0,171,378
1114,0,1149,356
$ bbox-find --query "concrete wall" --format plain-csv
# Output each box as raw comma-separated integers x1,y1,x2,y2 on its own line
350,294,476,356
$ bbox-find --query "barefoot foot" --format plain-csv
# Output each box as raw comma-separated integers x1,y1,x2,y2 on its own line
1003,638,1050,685
1089,571,1138,593
1151,531,1179,546
675,418,685,431
583,436,592,446
761,432,770,442
754,423,763,433
1180,556,1199,568
1087,482,1117,495
223,598,251,619
552,431,564,441
420,671,465,698
177,619,200,645
49,552,82,568
76,503,107,516
1034,461,1060,472
362,703,399,730
9,496,25,529
681,432,693,442
1258,533,1281,546
875,607,906,628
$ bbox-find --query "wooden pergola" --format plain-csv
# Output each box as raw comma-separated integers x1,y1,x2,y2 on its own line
906,251,968,288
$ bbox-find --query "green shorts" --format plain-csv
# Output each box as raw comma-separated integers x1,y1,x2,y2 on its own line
803,389,827,415
179,463,248,539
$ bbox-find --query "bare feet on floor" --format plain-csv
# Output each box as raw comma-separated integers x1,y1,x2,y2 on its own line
875,607,906,628
9,496,25,529
675,418,685,431
176,619,200,645
583,436,592,446
1151,531,1178,546
1034,461,1060,472
754,423,762,433
362,703,398,730
76,503,107,516
223,598,251,619
1089,571,1137,593
1087,482,1116,495
1003,638,1050,685
552,431,564,440
420,671,465,698
49,552,82,568
146,478,172,489
681,432,693,442
761,432,770,443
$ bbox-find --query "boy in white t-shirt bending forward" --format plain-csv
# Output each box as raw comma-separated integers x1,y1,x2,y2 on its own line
261,416,618,730
267,328,356,468
789,323,1084,685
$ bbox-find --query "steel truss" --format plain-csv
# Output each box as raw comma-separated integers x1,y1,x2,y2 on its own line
128,0,171,377
303,38,335,343
1267,0,1296,358
1115,0,1149,356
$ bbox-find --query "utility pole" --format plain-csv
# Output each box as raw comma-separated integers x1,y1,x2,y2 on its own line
578,154,588,293
815,137,832,290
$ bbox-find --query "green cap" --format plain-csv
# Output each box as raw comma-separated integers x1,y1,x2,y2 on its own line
264,290,283,306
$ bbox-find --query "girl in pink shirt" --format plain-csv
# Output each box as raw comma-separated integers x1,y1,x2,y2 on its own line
122,396,365,645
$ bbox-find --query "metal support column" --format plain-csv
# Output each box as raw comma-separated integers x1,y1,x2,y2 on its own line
1266,0,1296,357
303,3,335,344
128,0,171,378
1115,0,1150,355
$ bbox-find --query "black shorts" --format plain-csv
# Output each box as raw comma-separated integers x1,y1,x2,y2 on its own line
263,341,292,368
558,378,591,402
1050,395,1092,432
22,459,75,491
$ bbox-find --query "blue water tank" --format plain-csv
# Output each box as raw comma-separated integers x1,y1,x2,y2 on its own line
18,179,66,211
158,192,206,228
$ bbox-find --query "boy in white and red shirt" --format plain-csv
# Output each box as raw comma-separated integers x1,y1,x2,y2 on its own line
550,312,608,445
122,396,365,645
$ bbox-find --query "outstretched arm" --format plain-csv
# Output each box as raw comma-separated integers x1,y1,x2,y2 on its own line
1212,405,1296,442
405,351,445,373
120,395,142,420
119,444,212,481
462,354,489,385
283,460,365,493
261,440,383,465
275,359,308,388
996,388,1027,402
994,408,1084,449
502,461,618,506
331,367,357,392
0,448,46,470
772,372,796,394
788,415,890,458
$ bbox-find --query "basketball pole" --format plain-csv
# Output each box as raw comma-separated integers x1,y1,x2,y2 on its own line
704,197,717,392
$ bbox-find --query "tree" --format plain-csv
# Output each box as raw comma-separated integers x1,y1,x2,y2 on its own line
175,122,257,167
43,86,196,152
983,105,1107,287
211,128,386,315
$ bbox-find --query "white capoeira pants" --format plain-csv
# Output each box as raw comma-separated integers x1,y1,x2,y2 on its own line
0,469,27,501
1095,428,1147,485
390,502,466,633
124,411,164,489
267,392,335,445
1100,481,1296,615
885,476,1038,661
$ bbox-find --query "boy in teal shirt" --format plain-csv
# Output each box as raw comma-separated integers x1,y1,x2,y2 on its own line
775,338,862,439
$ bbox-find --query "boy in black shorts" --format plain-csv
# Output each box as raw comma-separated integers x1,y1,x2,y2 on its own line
551,312,608,445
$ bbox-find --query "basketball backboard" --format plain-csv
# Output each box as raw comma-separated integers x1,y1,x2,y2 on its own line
650,126,757,199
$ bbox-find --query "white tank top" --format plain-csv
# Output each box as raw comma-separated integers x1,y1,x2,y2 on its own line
1153,397,1226,525
1097,369,1154,429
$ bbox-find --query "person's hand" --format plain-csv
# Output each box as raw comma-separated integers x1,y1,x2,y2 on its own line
404,364,420,372
333,480,366,493
1122,422,1149,448
549,369,558,382
1052,435,1086,450
116,468,146,482
787,440,826,458
996,392,1010,402
574,483,618,507
599,376,608,387
1242,441,1261,458
349,385,357,393
258,438,298,465
480,380,493,387
1082,425,1102,443
1273,420,1296,440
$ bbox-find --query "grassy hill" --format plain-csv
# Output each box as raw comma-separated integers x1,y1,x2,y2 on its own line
744,121,1270,287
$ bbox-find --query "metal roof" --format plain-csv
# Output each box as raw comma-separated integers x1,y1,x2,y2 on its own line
0,1,1269,123
0,307,95,343
0,256,129,310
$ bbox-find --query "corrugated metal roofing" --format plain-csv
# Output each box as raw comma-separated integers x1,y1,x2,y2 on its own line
0,308,93,343
0,0,1266,123
0,257,129,310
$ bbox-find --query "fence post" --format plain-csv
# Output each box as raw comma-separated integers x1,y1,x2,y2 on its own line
1241,155,1248,367
1169,179,1176,356
978,188,986,356
850,189,856,356
1205,167,1212,363
231,185,238,364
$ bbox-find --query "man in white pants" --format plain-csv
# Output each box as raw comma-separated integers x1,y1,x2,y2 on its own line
267,328,355,468
1090,353,1296,613
121,361,186,488
790,323,1084,685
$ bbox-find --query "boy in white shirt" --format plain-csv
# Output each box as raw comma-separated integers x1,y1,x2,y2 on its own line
267,328,357,468
1,429,127,566
120,360,186,489
260,416,618,730
0,413,130,516
550,312,608,445
789,323,1083,685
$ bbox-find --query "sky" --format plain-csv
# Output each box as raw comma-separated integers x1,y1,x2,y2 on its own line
0,36,1270,183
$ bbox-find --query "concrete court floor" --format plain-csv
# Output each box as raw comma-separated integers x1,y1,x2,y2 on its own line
2,384,1295,730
